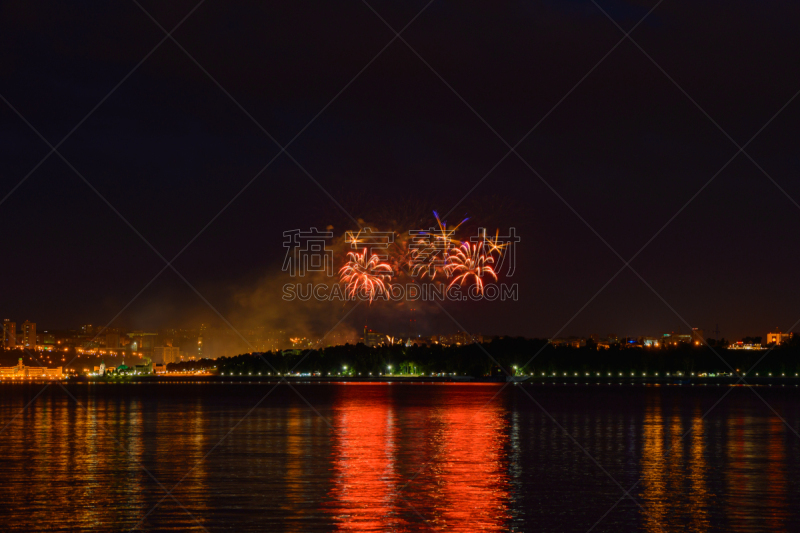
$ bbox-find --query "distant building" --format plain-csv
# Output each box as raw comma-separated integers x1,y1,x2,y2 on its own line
766,331,792,345
21,321,36,350
0,358,62,379
691,328,704,345
128,331,157,356
661,332,692,345
105,333,120,348
364,327,384,347
550,337,586,348
434,331,481,346
154,346,181,364
2,320,16,349
113,362,153,375
729,341,764,350
198,324,206,358
134,362,153,374
642,337,661,347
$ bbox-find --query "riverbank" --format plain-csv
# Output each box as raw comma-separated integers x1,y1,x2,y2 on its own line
6,375,799,386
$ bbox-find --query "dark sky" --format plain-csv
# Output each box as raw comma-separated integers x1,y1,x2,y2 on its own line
1,0,799,341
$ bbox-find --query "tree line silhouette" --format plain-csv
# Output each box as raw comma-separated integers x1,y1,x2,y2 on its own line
165,336,800,377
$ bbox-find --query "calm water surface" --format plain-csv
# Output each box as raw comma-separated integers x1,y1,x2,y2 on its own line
1,382,799,532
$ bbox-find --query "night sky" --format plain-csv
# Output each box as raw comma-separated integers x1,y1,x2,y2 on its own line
2,1,799,341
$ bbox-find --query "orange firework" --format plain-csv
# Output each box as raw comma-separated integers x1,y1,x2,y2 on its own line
339,247,393,303
409,211,467,280
445,241,498,294
480,227,509,256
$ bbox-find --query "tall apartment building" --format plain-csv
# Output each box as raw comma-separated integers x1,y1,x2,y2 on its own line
21,321,36,349
198,324,206,358
2,320,16,349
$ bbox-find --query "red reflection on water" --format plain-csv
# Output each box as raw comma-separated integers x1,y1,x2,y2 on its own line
327,384,510,531
765,417,788,532
328,386,403,531
727,411,758,532
435,398,510,531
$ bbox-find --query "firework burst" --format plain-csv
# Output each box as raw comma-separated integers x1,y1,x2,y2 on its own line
338,211,506,300
339,247,393,303
409,211,468,280
445,241,498,294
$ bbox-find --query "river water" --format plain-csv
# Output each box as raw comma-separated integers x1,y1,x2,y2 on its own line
0,382,798,532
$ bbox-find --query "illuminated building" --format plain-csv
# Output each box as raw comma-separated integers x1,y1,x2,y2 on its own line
661,332,692,345
0,358,63,378
766,331,792,345
434,331,482,346
111,362,153,374
128,331,157,357
729,341,764,350
642,337,661,347
363,326,384,347
2,319,15,349
21,320,36,349
134,362,153,374
198,323,206,357
154,345,181,364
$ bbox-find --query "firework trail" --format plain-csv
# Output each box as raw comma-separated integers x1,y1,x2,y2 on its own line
339,247,393,303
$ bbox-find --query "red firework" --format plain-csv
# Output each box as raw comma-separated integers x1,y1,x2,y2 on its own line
445,241,498,294
339,248,393,303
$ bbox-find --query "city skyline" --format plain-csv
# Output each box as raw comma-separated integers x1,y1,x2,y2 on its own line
2,315,794,358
